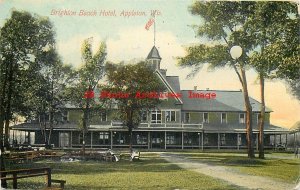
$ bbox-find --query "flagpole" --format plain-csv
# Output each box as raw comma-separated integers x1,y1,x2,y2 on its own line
153,14,156,46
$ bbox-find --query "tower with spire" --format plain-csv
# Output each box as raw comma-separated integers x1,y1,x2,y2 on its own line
146,46,161,70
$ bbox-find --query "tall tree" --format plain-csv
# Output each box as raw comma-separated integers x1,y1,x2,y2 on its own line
246,2,299,158
101,61,166,152
66,38,106,157
178,1,257,158
23,48,75,148
0,10,55,187
178,1,299,159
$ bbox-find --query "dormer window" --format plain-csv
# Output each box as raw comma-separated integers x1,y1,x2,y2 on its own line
257,113,261,124
221,113,227,124
203,113,209,123
151,110,162,123
165,111,176,122
239,113,245,124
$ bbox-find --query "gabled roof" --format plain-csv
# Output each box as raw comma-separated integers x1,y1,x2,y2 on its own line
155,70,183,104
166,76,181,94
147,46,161,60
181,90,272,112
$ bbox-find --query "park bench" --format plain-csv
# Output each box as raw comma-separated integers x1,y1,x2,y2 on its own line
4,151,40,163
130,150,140,161
0,167,66,189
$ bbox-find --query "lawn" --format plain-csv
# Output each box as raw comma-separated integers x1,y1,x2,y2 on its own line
4,153,240,190
173,152,300,183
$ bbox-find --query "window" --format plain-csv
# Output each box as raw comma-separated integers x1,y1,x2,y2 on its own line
59,132,70,147
79,133,83,144
136,134,147,145
257,113,261,124
100,111,107,122
220,134,226,145
141,111,148,122
221,113,227,124
184,112,190,123
62,111,68,122
204,134,209,145
166,135,175,145
99,132,109,144
165,111,176,122
203,113,209,123
239,113,245,124
99,132,109,140
151,110,162,123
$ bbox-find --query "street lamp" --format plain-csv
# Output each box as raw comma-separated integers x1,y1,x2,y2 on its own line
230,45,243,60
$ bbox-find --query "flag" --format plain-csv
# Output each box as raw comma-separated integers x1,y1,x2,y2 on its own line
145,18,155,30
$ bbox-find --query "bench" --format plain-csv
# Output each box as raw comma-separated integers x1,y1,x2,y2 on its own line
130,150,140,161
0,167,66,189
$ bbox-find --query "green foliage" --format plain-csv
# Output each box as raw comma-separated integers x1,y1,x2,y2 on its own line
0,10,56,118
101,61,166,128
66,38,106,110
179,1,299,99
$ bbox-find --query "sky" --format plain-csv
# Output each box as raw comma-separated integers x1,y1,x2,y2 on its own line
0,0,299,128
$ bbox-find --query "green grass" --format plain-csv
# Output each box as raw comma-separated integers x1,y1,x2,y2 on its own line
4,153,240,190
172,152,300,183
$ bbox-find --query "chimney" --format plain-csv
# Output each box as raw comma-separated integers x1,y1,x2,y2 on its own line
194,86,197,92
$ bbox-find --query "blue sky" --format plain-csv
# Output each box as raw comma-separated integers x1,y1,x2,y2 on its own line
0,0,299,128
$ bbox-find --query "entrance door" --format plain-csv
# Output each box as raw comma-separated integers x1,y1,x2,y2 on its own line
59,132,70,147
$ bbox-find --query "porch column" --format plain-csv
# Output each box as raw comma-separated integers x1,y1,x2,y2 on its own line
201,132,204,150
91,131,93,148
294,133,296,151
280,134,282,144
28,132,31,144
256,133,258,151
274,134,276,150
285,133,288,150
181,132,184,150
198,133,200,149
148,131,150,149
217,133,220,149
70,131,73,148
110,131,113,149
237,133,239,150
164,131,167,150
12,130,15,142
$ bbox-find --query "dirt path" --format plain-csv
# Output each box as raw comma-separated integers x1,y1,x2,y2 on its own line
160,153,297,190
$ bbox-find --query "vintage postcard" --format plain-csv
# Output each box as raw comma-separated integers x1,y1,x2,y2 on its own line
0,0,299,189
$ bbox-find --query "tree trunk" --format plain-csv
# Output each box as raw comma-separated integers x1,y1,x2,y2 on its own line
259,73,265,159
4,58,15,150
82,98,90,158
0,58,9,188
128,126,133,153
47,81,54,147
240,67,255,158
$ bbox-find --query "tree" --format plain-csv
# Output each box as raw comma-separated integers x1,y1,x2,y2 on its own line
178,1,257,158
179,1,299,159
66,38,106,157
0,10,55,187
23,48,75,148
246,2,299,158
100,61,166,152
